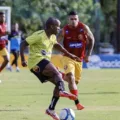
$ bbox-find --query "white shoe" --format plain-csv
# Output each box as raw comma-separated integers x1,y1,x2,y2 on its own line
0,80,2,83
46,109,60,120
7,66,12,72
16,67,20,72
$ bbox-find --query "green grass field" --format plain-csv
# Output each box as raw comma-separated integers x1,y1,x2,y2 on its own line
0,69,120,120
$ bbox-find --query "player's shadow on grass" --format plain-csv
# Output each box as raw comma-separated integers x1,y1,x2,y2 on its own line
80,92,119,95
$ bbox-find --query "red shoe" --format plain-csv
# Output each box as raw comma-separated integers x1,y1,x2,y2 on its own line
46,109,60,120
76,103,84,110
59,91,77,100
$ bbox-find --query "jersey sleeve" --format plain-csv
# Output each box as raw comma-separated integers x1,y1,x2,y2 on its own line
26,32,40,45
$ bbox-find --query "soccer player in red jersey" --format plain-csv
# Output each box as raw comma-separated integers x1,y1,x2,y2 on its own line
0,12,9,73
52,11,95,110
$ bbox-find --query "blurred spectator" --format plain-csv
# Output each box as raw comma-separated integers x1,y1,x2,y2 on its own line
8,23,24,72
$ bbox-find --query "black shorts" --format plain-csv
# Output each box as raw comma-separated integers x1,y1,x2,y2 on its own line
30,59,50,83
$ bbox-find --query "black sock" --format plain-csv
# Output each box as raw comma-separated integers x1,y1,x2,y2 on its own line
57,81,65,91
49,96,59,110
74,99,80,105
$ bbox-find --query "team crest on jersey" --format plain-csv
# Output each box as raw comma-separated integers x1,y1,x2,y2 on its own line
41,50,46,55
65,30,69,34
33,65,40,73
64,65,68,70
80,28,84,32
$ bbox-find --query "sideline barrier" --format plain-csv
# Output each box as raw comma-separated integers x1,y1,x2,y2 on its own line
83,54,120,69
1,54,120,69
0,54,28,68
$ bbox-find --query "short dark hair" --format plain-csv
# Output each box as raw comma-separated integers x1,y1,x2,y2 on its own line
68,11,77,16
45,17,56,29
0,12,4,15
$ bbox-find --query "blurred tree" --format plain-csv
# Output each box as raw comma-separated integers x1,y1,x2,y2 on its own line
0,0,94,35
93,0,101,53
0,0,118,53
100,0,117,51
117,0,120,53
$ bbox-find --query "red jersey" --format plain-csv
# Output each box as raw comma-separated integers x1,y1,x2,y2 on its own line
63,22,87,60
0,23,7,49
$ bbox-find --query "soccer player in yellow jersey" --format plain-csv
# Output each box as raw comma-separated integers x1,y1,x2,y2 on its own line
20,17,81,120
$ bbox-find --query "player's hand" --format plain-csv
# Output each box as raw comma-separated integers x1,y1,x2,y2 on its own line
22,61,27,67
84,56,90,63
68,53,81,62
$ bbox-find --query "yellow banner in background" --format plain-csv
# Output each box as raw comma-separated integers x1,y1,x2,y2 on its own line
0,54,28,68
0,54,62,68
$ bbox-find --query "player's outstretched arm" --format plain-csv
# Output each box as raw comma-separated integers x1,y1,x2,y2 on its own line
84,24,95,62
20,40,29,67
53,43,81,62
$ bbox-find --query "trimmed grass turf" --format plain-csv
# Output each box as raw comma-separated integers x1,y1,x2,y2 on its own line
0,69,120,120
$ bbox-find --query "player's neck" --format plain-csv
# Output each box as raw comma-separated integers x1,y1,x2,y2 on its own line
45,29,51,39
69,25,78,29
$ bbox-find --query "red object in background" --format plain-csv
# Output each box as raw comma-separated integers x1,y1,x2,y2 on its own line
0,23,7,49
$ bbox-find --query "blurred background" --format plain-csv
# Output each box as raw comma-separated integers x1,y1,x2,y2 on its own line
0,0,120,69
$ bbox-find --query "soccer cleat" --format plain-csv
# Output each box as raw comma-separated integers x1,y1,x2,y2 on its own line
76,103,84,110
7,66,12,72
46,109,60,120
16,67,20,72
59,91,77,100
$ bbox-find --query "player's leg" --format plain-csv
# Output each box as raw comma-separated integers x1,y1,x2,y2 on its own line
46,85,60,120
74,61,84,110
7,50,15,71
75,62,83,84
42,61,77,100
8,50,20,72
65,72,84,110
0,48,9,72
30,59,61,120
62,56,84,110
30,59,77,120
15,51,20,72
41,59,77,120
11,50,17,66
61,56,78,94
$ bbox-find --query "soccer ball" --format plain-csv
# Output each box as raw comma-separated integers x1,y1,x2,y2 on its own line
59,108,75,120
